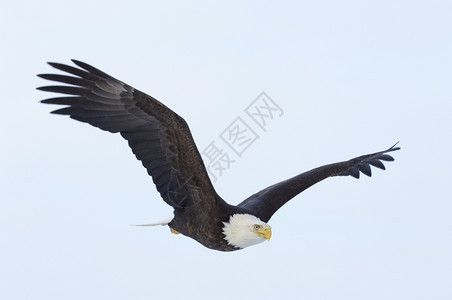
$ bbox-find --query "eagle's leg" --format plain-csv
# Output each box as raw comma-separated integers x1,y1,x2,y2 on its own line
169,227,180,235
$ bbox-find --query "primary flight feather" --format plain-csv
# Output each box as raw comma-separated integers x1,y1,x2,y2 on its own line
38,60,400,251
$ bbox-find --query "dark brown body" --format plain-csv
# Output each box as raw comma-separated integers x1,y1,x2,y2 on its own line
169,196,251,251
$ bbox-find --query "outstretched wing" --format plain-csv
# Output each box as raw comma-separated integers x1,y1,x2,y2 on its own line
238,143,400,222
38,60,222,209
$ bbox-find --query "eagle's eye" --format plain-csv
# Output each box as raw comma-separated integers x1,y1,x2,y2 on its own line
254,224,261,230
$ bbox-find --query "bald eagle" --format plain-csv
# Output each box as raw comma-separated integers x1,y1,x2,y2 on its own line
38,60,400,251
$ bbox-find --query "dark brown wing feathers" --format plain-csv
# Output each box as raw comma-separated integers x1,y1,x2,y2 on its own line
38,60,219,209
238,143,400,222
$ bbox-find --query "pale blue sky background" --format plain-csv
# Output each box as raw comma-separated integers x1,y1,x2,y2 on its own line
1,1,451,299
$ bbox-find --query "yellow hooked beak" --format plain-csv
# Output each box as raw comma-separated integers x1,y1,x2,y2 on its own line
256,225,272,241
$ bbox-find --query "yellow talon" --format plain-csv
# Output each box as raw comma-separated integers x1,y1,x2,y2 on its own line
170,227,180,235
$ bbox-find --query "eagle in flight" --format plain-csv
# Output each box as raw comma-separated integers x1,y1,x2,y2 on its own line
38,60,400,251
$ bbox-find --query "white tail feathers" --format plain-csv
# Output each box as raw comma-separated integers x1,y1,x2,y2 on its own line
131,217,173,227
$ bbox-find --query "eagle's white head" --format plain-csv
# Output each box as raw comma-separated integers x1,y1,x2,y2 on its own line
222,214,272,249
